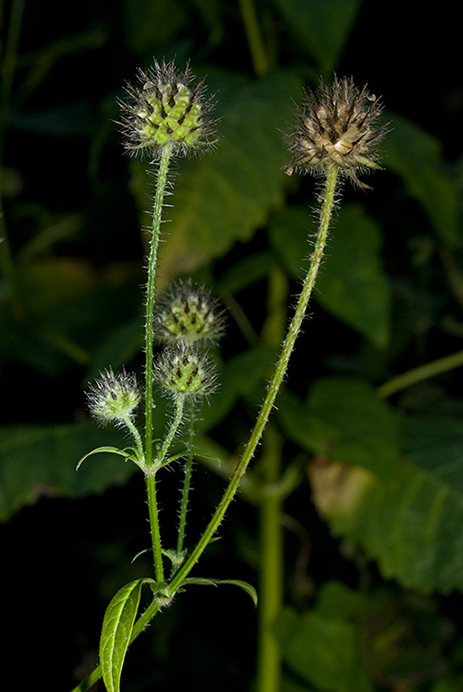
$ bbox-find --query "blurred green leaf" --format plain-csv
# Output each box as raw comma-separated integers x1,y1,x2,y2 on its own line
310,414,463,593
269,204,391,347
0,257,141,375
276,604,373,692
0,422,136,521
279,377,401,481
385,113,459,247
123,0,189,56
271,0,362,74
131,69,302,283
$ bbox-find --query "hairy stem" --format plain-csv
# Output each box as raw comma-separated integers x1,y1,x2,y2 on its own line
159,394,185,463
167,162,339,594
143,142,174,583
144,143,174,467
69,163,340,692
177,399,195,556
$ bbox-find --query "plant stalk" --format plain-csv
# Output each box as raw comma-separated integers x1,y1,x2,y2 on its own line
167,162,339,594
177,399,196,556
256,427,284,692
143,142,174,583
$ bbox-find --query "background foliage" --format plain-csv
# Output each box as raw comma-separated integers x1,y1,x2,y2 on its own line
1,1,463,690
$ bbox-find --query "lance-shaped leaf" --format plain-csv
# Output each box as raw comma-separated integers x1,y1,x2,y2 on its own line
76,445,142,471
99,578,156,692
180,577,258,607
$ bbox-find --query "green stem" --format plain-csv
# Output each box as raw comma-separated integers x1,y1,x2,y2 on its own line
238,0,269,77
123,416,144,459
177,399,195,555
69,163,340,692
254,267,288,692
167,162,339,594
378,348,463,399
145,472,164,583
159,394,185,463
144,143,174,468
256,428,284,692
142,143,173,584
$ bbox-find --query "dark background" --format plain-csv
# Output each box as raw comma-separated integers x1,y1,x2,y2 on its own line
1,1,462,691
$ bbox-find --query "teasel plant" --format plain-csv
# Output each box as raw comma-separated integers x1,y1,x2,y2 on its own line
72,62,386,692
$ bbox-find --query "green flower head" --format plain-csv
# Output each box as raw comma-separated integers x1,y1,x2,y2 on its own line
118,59,216,159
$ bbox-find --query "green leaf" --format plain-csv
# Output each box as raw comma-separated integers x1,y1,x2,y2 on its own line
0,423,136,521
278,377,401,481
276,606,373,692
269,204,391,347
385,113,459,247
180,577,258,606
100,578,154,692
271,0,362,74
131,69,302,283
76,445,139,470
123,0,188,56
309,414,463,593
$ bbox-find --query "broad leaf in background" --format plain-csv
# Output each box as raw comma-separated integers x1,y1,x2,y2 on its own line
276,582,373,692
269,204,391,347
0,423,135,521
277,580,455,689
278,377,401,481
271,0,362,75
308,414,463,593
130,70,302,283
385,113,459,247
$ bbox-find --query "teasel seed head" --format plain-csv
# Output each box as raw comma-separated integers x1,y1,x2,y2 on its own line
153,279,225,345
154,341,217,400
118,59,216,158
285,76,386,188
86,368,141,425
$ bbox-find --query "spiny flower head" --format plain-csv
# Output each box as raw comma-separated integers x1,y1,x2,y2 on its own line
118,59,216,158
285,76,386,188
153,279,225,344
154,341,217,400
86,368,141,425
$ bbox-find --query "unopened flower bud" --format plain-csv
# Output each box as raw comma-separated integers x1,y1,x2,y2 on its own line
118,59,216,158
153,279,225,344
86,368,141,425
285,76,386,188
154,342,217,399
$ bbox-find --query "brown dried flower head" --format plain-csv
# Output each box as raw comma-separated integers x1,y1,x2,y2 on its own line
118,59,216,158
285,76,386,188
